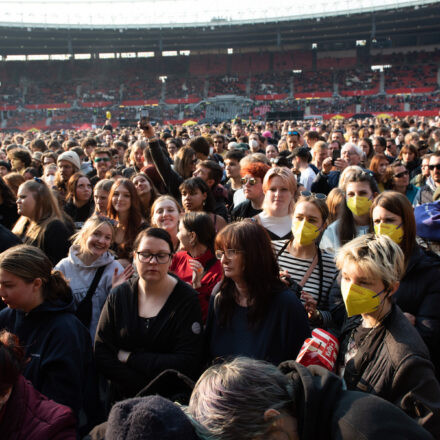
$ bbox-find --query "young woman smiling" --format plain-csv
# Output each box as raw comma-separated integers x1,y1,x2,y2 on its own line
107,178,147,267
150,195,182,252
56,216,133,338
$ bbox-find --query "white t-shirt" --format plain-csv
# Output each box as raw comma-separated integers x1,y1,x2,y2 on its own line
299,166,317,191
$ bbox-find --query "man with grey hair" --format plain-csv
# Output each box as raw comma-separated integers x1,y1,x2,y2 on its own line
311,143,371,195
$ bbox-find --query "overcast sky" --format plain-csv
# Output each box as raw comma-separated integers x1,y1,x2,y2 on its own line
1,0,436,27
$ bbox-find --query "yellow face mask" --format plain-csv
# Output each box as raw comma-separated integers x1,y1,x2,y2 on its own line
341,281,383,317
374,223,404,245
347,196,372,216
292,219,321,246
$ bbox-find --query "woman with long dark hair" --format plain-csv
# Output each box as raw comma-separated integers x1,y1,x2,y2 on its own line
205,220,310,365
371,191,440,375
131,172,159,223
171,212,223,322
107,178,147,267
64,172,95,229
320,168,378,255
179,177,227,232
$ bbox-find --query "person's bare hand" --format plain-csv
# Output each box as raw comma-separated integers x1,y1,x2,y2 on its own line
280,270,291,286
322,157,333,174
334,158,348,171
189,259,204,289
301,291,317,319
404,312,416,326
137,121,155,138
112,264,134,289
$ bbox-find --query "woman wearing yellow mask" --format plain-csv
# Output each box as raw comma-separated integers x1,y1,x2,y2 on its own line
336,234,440,436
273,194,338,328
371,191,440,377
320,168,379,255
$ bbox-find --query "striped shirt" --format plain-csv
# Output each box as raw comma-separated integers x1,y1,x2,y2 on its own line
273,240,339,325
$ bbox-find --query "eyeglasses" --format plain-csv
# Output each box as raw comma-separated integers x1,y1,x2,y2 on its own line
287,131,300,136
33,177,44,184
300,190,327,200
429,164,440,171
94,157,111,163
215,249,244,260
394,170,409,178
136,251,172,264
241,177,258,185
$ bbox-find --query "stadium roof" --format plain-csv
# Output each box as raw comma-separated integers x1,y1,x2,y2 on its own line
0,1,440,55
1,0,439,28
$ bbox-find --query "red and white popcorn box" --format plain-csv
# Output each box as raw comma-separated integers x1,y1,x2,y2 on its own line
296,328,339,371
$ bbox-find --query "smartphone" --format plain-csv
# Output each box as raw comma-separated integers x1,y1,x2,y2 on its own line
331,149,341,165
139,108,150,129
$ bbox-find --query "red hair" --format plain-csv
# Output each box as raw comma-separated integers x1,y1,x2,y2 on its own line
240,162,270,180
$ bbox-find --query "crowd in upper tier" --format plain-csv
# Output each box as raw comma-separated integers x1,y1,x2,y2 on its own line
0,115,440,439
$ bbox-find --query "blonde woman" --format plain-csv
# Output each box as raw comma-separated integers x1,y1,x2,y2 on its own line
12,178,73,264
56,216,133,337
254,167,299,240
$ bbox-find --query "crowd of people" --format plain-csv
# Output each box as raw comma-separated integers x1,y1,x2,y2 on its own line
0,114,440,439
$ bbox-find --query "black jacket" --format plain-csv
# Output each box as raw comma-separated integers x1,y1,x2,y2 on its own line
279,361,433,440
94,277,203,402
394,246,440,371
339,305,440,437
0,295,96,421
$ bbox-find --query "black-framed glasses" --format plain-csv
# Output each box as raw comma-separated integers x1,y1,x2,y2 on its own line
300,190,327,200
136,251,172,264
394,170,409,178
215,249,244,260
33,177,44,184
429,164,440,171
94,157,111,163
241,177,257,185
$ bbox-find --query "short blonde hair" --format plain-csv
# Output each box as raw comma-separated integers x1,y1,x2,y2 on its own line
72,215,115,256
336,234,405,289
262,167,297,214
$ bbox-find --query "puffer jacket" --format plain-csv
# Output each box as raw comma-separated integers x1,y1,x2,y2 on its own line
56,246,124,338
340,305,440,437
0,375,76,440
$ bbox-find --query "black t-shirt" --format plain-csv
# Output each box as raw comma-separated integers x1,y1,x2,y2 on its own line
231,199,262,221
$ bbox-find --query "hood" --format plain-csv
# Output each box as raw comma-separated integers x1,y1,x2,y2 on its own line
278,361,344,440
68,245,116,269
28,293,76,315
426,176,437,192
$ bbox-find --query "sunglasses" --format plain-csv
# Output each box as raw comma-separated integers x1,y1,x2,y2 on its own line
429,164,440,171
94,157,111,163
394,170,409,178
241,177,258,185
287,131,300,136
300,190,327,200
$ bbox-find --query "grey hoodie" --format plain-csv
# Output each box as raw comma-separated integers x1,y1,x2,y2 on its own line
56,246,124,339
